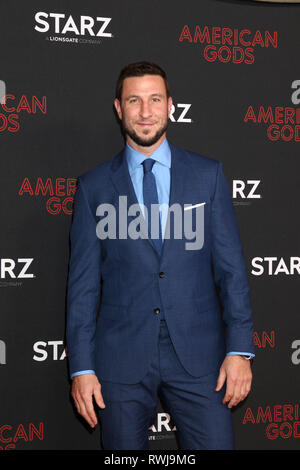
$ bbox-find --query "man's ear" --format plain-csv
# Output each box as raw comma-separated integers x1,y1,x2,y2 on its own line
114,98,122,120
167,96,173,118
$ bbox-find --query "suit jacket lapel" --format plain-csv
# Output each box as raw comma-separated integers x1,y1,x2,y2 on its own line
110,149,138,210
109,149,159,256
160,143,188,260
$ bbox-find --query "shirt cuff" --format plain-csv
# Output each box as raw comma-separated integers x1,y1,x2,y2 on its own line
71,370,96,379
227,351,255,358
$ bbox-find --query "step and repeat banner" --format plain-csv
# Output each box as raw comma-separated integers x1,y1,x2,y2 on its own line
1,0,300,451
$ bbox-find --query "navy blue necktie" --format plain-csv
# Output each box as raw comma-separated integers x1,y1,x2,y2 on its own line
142,158,162,255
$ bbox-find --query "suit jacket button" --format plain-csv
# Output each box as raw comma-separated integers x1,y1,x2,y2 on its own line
154,308,160,314
159,272,165,278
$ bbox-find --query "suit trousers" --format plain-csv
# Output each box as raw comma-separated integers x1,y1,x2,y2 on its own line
98,319,235,450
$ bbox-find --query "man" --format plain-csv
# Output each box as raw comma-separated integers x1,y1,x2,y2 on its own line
66,61,255,450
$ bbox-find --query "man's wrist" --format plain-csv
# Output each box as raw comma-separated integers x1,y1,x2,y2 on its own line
71,370,96,379
226,352,254,364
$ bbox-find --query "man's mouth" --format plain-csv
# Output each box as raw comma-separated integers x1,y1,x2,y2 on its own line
137,122,156,127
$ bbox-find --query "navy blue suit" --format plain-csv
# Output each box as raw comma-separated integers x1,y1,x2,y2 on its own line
66,142,254,449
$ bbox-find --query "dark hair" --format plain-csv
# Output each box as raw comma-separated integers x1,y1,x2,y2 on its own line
115,61,170,101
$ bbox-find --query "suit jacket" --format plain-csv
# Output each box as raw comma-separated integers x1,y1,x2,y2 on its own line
66,142,255,384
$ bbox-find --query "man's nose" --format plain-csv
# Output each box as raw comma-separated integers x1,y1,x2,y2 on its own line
139,100,152,118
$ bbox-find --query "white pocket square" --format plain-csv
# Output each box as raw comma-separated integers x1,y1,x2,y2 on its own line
184,202,206,211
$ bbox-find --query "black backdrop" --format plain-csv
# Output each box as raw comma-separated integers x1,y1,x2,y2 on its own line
1,0,300,451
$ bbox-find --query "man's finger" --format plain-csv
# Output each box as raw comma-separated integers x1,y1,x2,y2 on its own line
73,390,97,428
227,380,243,408
222,378,235,405
76,396,96,428
228,391,241,408
240,378,252,401
94,385,106,409
82,394,98,427
73,397,80,413
215,368,226,392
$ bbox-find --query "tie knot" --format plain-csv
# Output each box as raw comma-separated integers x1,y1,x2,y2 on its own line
142,158,155,174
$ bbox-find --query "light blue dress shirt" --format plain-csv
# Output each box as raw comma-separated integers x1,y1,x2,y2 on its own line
71,138,253,378
125,137,171,240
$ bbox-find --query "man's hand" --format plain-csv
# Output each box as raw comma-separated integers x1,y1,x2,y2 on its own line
71,374,105,428
215,355,252,408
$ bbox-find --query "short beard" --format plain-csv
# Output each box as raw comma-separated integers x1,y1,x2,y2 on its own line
122,121,168,147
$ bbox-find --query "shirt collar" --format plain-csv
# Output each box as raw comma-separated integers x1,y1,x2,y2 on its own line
125,137,171,174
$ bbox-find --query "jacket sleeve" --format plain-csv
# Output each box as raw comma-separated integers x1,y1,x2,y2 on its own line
66,177,102,377
211,161,255,355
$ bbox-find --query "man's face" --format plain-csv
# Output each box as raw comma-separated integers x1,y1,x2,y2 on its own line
114,74,173,148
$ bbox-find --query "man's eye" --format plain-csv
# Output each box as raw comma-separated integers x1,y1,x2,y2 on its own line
129,98,137,103
153,98,161,102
